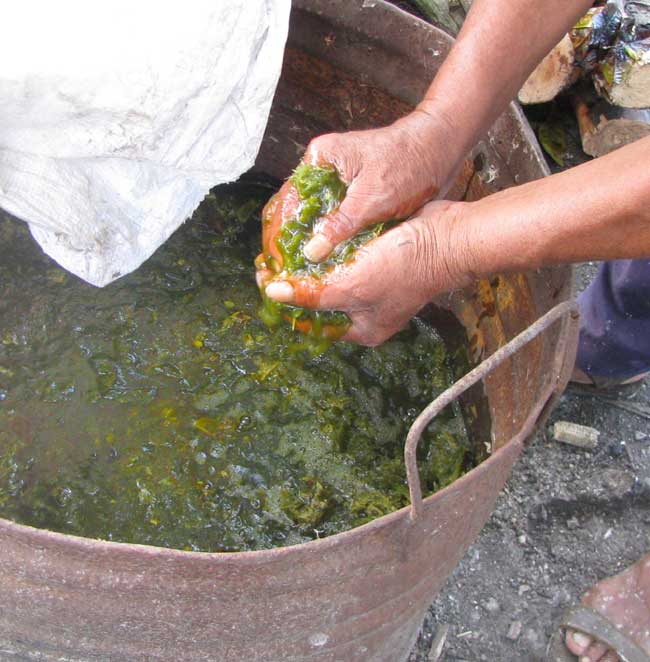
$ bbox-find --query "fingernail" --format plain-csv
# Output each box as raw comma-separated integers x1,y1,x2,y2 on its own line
571,632,592,650
304,234,333,263
265,281,294,303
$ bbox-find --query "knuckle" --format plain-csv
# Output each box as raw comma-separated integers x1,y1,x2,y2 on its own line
321,209,358,242
293,278,323,309
305,133,338,163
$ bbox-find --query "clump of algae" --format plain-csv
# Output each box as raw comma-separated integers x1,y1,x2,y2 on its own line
257,164,386,343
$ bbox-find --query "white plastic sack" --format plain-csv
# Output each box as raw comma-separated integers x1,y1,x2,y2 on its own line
0,1,291,286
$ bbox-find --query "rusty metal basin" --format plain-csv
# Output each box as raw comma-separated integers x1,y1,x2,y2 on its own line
0,1,578,660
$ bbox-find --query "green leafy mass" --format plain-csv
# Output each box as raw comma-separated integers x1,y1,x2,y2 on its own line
260,164,387,340
0,182,474,552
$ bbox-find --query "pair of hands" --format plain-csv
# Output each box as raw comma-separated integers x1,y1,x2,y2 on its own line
257,112,472,346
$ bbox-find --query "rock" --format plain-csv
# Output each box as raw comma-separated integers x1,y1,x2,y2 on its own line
626,441,650,485
428,624,449,662
506,620,522,641
635,431,648,441
553,421,600,449
601,469,636,498
523,628,545,657
608,441,626,458
193,388,230,412
518,584,531,596
577,469,636,500
551,587,572,607
550,542,571,560
483,598,500,613
566,516,580,530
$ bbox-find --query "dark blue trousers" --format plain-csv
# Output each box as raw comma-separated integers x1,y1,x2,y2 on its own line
577,259,650,379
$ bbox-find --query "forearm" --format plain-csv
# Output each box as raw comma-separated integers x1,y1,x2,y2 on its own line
413,0,593,168
455,136,650,277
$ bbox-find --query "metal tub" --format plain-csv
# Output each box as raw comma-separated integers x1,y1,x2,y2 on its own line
0,1,577,660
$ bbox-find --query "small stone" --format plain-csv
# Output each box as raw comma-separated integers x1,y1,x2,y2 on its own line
576,468,635,500
601,468,635,498
518,584,531,596
566,516,580,530
550,542,570,560
523,628,546,657
635,431,648,441
506,620,522,641
483,597,500,613
551,587,572,607
518,534,527,545
553,421,600,449
609,441,626,458
428,624,449,662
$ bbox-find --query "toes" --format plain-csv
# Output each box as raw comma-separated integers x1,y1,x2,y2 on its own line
566,630,622,662
566,629,593,655
581,639,611,661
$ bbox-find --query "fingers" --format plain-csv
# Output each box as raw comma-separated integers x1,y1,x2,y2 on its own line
303,134,383,263
265,225,400,310
304,205,360,263
303,133,359,182
264,275,401,347
255,268,273,290
264,272,347,312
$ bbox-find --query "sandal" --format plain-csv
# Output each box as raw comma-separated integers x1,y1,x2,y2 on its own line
546,605,650,661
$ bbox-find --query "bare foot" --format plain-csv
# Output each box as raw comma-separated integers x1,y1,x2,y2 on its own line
565,554,650,661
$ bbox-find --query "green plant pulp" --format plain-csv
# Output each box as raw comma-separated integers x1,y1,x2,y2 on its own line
0,183,474,552
261,164,386,339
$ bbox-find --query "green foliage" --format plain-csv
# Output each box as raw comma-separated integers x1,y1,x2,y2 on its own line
538,121,567,167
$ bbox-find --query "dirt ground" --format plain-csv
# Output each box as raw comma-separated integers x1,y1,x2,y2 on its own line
408,264,650,662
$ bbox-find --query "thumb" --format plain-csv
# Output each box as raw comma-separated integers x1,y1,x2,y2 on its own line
303,186,378,263
263,270,354,313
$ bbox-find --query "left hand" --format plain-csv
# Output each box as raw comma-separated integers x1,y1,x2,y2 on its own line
263,201,472,346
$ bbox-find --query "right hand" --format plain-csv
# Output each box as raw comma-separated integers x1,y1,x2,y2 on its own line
300,109,461,263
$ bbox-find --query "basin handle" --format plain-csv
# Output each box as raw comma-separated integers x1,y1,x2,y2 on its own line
404,299,579,521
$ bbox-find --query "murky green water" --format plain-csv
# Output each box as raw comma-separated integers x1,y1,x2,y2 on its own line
0,184,473,552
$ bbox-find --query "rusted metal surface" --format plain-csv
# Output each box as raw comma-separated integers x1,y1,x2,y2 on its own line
406,301,579,520
0,2,578,661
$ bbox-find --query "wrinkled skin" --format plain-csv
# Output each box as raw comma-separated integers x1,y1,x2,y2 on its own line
256,178,349,340
256,164,388,341
262,200,471,346
255,112,470,347
298,113,455,264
